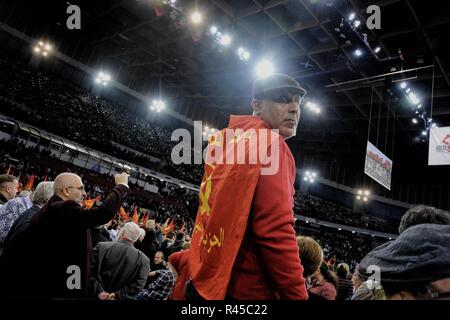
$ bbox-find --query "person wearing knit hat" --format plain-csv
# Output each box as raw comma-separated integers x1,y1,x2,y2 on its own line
359,224,450,300
90,222,150,300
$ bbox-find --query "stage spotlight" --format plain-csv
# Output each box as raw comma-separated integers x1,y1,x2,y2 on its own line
354,49,363,57
34,46,40,53
412,118,418,124
255,59,274,79
356,195,361,200
304,177,308,181
363,197,368,202
357,190,362,195
210,26,218,35
400,82,407,89
39,41,44,46
364,190,370,196
374,46,381,53
349,13,356,21
352,231,356,234
191,11,202,24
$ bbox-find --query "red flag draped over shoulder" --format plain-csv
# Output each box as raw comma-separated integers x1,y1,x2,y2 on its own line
189,115,279,299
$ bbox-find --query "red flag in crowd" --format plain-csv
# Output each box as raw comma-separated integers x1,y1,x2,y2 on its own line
83,195,101,209
119,207,129,222
24,175,36,191
132,206,139,224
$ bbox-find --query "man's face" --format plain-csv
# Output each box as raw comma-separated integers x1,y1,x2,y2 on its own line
2,180,19,200
253,89,302,139
64,176,87,204
154,252,164,264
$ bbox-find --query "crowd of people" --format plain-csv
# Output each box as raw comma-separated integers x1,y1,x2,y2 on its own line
295,192,399,234
0,54,204,185
1,57,450,300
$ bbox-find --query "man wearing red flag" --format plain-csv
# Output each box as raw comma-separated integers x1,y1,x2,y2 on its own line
188,73,308,300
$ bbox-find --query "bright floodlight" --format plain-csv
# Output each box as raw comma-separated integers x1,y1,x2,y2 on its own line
220,34,232,46
151,99,165,112
374,46,381,53
400,82,407,89
357,190,363,195
354,20,361,28
304,177,308,181
210,26,218,34
33,40,54,57
431,123,437,128
349,13,356,21
364,190,370,196
421,130,427,136
95,71,111,86
357,195,361,200
354,49,363,57
412,118,418,124
255,59,274,79
191,11,202,24
363,197,368,202
237,47,251,61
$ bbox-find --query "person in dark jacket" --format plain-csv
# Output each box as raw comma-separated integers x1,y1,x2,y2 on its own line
90,222,150,300
0,181,54,298
27,172,130,299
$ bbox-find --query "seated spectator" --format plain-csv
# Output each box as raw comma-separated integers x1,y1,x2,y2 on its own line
90,222,150,300
151,251,167,271
359,224,450,300
308,262,338,300
0,181,54,298
336,263,353,300
135,267,175,300
398,205,450,233
0,174,19,207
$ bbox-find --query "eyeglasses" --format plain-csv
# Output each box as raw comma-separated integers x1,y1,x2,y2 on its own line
67,186,85,191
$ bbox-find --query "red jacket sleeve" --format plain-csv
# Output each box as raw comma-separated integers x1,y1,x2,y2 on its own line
251,142,308,300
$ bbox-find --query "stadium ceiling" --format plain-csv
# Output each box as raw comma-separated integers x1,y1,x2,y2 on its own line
1,0,450,196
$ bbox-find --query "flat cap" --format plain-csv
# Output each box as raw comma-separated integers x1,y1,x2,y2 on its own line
252,73,307,99
359,224,450,286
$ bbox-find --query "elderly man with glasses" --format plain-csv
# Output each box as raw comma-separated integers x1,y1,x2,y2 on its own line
25,172,130,299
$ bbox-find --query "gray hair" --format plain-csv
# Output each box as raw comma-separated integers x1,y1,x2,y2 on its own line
139,228,146,240
118,222,141,243
18,190,32,198
31,182,54,205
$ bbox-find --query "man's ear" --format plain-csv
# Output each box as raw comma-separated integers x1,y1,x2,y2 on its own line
251,99,263,115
